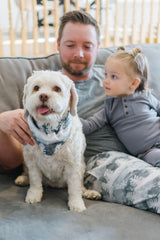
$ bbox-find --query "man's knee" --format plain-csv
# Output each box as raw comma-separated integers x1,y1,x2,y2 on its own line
0,131,23,170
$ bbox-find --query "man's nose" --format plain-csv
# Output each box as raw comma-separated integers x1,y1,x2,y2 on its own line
74,47,84,58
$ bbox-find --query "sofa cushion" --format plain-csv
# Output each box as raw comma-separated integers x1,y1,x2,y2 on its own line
0,172,160,239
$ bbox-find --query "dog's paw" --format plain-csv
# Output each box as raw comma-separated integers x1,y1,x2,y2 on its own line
25,187,42,204
68,198,86,212
82,189,101,200
15,175,29,186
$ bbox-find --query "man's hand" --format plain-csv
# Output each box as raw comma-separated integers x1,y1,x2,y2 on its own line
0,109,34,145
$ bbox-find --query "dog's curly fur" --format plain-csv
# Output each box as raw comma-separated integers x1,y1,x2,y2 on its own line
15,71,101,212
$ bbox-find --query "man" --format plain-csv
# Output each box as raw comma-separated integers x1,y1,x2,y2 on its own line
0,10,125,170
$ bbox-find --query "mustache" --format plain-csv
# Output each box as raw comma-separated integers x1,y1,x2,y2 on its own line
69,59,87,64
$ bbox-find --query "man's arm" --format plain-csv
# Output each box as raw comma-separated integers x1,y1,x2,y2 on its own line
0,109,34,146
0,109,35,170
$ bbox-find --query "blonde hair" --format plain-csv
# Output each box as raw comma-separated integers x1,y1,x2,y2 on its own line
109,46,149,91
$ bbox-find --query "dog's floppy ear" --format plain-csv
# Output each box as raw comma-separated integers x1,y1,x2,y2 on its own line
23,73,36,118
70,82,78,116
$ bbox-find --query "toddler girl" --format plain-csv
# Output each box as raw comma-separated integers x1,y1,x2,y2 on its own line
82,46,160,167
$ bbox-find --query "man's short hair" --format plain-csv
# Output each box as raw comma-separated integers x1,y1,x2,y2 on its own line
58,10,100,42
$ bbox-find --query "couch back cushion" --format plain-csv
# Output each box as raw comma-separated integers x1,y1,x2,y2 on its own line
0,43,160,113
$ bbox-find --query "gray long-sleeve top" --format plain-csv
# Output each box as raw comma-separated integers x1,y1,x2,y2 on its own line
82,90,160,156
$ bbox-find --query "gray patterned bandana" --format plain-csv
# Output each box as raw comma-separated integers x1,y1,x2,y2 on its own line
28,112,71,156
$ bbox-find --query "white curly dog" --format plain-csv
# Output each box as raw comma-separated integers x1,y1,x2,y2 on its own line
15,70,101,212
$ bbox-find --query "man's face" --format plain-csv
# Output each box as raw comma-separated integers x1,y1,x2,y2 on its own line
57,22,99,81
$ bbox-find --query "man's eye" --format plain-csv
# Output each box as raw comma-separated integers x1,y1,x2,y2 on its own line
85,46,91,49
67,45,74,48
84,45,92,50
53,86,61,92
33,85,40,91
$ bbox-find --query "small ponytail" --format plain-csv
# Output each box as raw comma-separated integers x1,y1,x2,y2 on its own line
132,47,141,56
117,46,125,51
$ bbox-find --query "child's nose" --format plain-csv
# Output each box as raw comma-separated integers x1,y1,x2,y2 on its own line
104,77,109,84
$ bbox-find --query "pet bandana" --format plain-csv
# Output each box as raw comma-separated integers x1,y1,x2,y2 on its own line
28,112,71,156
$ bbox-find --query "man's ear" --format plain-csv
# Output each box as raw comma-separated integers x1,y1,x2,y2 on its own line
131,77,140,91
57,38,60,51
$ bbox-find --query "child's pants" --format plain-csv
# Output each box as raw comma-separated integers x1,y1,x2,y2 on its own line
137,143,160,167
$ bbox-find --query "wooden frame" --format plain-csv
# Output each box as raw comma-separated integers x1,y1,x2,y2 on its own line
1,0,160,57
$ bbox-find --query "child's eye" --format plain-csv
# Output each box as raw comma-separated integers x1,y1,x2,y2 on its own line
105,73,108,77
112,75,117,79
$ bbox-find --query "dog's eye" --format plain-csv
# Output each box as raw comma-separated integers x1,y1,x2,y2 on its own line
34,85,40,91
53,86,61,92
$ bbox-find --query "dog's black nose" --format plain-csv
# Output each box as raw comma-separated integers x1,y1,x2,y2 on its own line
39,94,48,102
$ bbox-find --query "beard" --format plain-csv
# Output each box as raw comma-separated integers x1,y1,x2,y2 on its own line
61,59,93,76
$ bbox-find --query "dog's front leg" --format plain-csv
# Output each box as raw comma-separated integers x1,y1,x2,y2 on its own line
25,165,43,204
67,167,86,212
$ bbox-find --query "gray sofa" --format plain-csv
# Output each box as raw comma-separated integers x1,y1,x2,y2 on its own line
0,44,160,240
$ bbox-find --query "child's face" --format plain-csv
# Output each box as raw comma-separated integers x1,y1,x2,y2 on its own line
103,57,136,98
